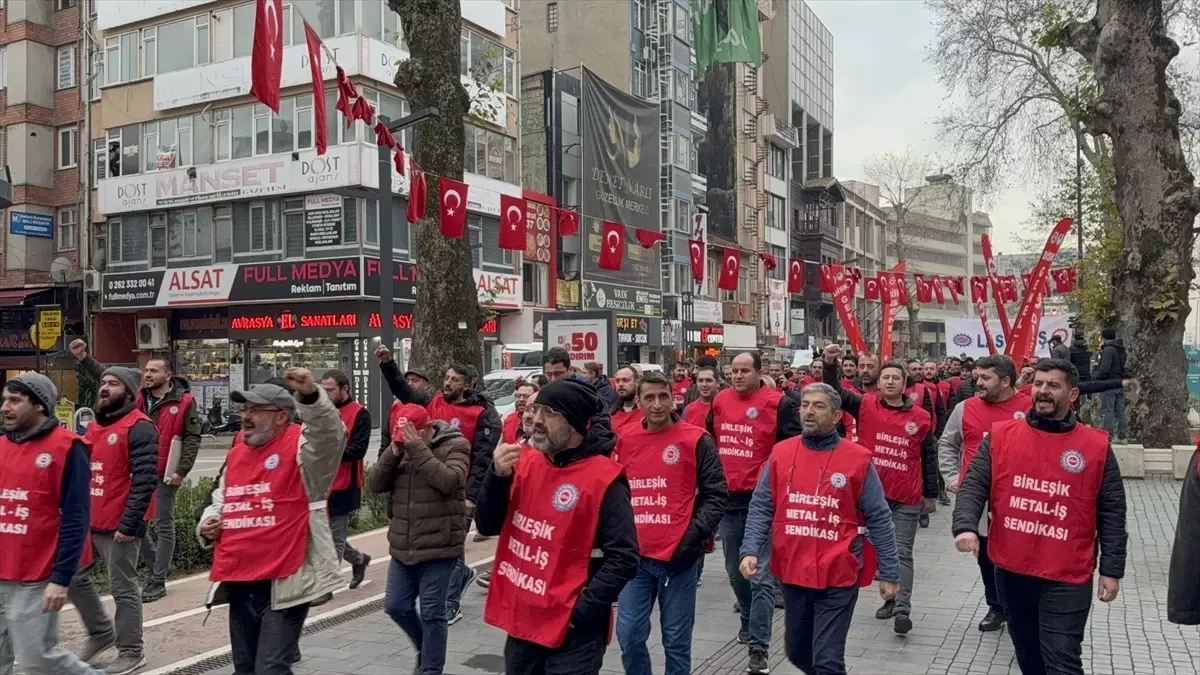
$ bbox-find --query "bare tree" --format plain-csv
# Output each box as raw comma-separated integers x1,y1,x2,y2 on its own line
389,0,482,376
1064,0,1200,446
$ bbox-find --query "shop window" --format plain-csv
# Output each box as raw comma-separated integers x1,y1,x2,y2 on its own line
249,337,341,383
176,339,230,413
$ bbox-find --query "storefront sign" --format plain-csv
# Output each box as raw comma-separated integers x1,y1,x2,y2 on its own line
581,280,662,317
10,212,53,239
556,279,580,308
97,144,361,215
524,201,553,263
692,298,722,324
361,258,419,302
543,311,617,375
687,325,724,345
616,315,662,346
227,303,497,338
173,308,229,339
476,270,522,310
33,308,63,350
304,194,344,248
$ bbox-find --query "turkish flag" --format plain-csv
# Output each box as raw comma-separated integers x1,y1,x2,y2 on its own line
350,96,374,126
999,275,1020,302
848,266,862,283
635,228,666,248
406,164,426,224
302,22,326,156
438,178,468,239
558,208,579,236
1022,272,1050,297
1051,266,1077,293
818,264,834,293
334,67,357,123
787,258,804,293
689,239,706,283
945,276,964,304
914,274,932,303
498,194,527,250
970,276,989,303
249,0,284,113
757,251,778,272
393,147,406,176
599,221,625,270
891,273,910,305
718,248,741,291
930,274,945,303
864,275,880,301
373,120,398,149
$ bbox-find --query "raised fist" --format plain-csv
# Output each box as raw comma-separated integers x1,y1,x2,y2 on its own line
375,345,392,363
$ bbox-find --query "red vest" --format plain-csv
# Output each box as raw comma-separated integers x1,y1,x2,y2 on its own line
960,393,1032,477
855,395,931,505
485,451,622,648
842,379,859,394
671,379,691,408
710,386,782,492
768,437,874,589
85,410,154,531
611,407,643,432
0,427,81,582
330,400,365,492
139,392,195,477
987,420,1108,584
799,376,818,389
1018,383,1033,397
502,411,522,444
210,424,311,582
841,411,857,443
613,422,705,562
428,393,484,448
950,376,962,392
936,380,951,408
682,398,711,426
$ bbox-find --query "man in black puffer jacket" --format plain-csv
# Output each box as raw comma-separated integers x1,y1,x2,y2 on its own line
1169,444,1200,625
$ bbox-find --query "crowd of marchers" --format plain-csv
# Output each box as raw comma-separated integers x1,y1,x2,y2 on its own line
1,333,1199,675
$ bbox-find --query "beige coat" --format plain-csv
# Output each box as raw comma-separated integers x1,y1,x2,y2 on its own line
197,387,346,610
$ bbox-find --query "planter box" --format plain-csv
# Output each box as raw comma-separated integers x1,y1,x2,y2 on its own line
1112,444,1146,478
1173,445,1196,480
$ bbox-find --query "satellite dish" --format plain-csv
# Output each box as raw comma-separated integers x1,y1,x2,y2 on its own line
50,257,72,284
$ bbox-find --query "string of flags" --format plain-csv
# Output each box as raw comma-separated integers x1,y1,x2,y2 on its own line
247,0,1080,302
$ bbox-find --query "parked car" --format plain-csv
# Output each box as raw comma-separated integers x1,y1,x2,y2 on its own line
483,367,542,417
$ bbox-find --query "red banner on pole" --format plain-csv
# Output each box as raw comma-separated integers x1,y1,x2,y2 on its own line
878,261,905,360
980,234,1013,342
829,263,869,355
973,297,998,355
1007,217,1073,360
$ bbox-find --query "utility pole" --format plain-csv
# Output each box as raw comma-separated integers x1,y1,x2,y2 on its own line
375,108,438,410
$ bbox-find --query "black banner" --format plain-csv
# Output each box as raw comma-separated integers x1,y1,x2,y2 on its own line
581,68,661,291
361,257,419,302
616,315,663,346
231,257,362,302
582,280,662,317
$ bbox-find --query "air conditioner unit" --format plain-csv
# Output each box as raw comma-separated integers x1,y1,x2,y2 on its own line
83,268,101,292
136,318,170,350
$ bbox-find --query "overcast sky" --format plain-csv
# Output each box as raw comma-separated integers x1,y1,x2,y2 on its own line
807,0,1036,253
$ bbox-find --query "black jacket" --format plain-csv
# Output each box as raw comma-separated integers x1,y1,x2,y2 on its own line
380,359,502,503
952,410,1126,580
475,411,639,637
704,386,802,510
1169,448,1200,624
1096,339,1126,380
949,377,976,412
93,400,160,538
592,376,618,412
1070,336,1092,381
329,398,373,517
825,362,939,500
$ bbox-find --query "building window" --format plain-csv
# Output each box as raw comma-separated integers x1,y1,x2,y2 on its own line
768,245,786,280
56,0,77,9
767,145,787,179
460,29,517,98
58,207,78,252
248,202,281,253
766,195,785,230
58,126,78,169
462,124,518,183
633,0,647,31
57,46,76,89
469,214,514,272
104,32,141,85
107,220,123,263
523,262,548,305
547,2,558,31
0,48,7,90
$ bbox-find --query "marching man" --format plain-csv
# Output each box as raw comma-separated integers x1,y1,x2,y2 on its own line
740,383,901,675
953,359,1126,675
613,371,728,675
476,378,638,675
0,374,104,675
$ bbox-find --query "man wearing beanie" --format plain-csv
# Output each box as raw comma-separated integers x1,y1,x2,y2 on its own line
68,365,159,674
0,374,104,675
476,378,639,675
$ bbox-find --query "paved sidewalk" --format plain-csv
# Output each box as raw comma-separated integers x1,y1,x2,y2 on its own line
202,477,1199,675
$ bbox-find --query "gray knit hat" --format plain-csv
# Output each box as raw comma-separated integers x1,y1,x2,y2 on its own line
11,372,57,412
101,366,142,399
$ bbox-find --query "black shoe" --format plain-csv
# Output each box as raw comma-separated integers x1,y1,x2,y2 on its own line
978,608,1005,632
747,651,770,674
141,582,166,603
290,650,302,664
310,592,333,608
893,612,913,634
875,599,895,620
349,555,370,589
938,491,952,506
733,601,740,613
774,595,784,609
737,628,750,644
919,513,930,528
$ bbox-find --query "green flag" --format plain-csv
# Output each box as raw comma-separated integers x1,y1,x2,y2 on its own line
694,0,762,74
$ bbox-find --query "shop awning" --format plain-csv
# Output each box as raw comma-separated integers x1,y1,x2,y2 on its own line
0,288,49,307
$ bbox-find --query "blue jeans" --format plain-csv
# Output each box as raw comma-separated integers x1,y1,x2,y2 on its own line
720,509,774,654
384,557,455,675
782,583,858,675
1098,389,1128,438
616,558,701,675
446,556,468,614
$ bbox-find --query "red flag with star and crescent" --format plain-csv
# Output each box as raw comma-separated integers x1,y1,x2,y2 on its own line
498,194,526,250
689,239,705,283
249,0,284,113
599,221,625,270
787,258,804,293
718,248,741,291
438,178,468,239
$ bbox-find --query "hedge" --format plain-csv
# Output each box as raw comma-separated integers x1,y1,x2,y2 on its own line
89,479,390,587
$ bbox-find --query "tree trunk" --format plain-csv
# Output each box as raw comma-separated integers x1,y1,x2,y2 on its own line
906,303,921,358
1067,0,1200,446
390,0,482,377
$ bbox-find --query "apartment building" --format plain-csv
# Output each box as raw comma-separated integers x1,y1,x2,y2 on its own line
0,0,87,390
87,0,523,422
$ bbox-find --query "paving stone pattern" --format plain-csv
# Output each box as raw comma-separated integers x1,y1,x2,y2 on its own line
203,477,1199,675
